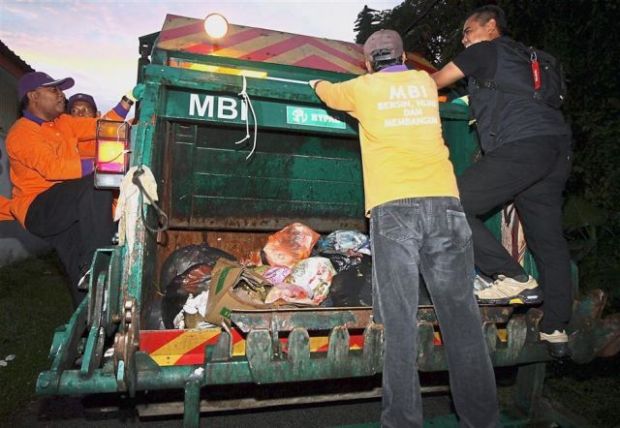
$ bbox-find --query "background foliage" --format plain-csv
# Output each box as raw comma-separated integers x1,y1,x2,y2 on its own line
355,0,620,307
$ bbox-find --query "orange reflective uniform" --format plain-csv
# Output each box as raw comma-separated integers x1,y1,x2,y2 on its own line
0,195,12,221
6,113,98,227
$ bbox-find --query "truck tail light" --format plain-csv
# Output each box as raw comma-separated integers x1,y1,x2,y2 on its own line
94,120,130,189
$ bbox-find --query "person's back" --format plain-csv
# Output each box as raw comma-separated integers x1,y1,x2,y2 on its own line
312,29,499,428
462,36,570,153
316,68,458,211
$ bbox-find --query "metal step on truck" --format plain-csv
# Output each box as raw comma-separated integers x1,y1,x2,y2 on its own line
36,13,620,427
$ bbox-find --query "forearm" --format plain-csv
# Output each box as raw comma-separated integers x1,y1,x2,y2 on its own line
432,62,466,89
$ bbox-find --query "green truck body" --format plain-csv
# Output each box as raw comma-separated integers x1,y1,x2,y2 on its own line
36,14,619,427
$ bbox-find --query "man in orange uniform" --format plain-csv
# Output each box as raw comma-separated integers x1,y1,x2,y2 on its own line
67,91,138,158
310,30,499,427
5,71,137,306
67,92,99,118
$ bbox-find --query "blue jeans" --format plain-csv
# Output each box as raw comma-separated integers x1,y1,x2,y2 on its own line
370,197,500,428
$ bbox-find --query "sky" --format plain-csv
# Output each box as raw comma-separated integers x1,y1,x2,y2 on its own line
1,0,403,112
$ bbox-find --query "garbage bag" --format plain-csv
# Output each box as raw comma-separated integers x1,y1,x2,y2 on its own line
263,222,319,268
176,263,214,295
316,230,371,255
265,282,313,305
260,266,292,285
321,253,362,273
160,245,236,329
328,255,373,307
265,257,336,305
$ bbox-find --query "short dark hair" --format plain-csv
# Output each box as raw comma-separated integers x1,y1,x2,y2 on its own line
468,5,509,36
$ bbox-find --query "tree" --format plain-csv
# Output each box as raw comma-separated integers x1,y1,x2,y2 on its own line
354,6,382,44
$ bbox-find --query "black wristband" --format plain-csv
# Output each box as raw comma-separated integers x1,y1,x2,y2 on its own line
122,95,134,106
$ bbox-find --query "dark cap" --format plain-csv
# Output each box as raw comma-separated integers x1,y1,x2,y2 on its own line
67,93,98,114
363,29,404,61
18,71,74,101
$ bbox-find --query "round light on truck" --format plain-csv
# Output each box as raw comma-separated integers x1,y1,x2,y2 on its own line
204,13,229,39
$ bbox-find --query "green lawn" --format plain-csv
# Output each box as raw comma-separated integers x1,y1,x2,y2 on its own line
0,254,72,420
0,255,618,425
545,357,620,427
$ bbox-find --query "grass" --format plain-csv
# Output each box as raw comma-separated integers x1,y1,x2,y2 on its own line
545,357,620,427
0,253,72,420
0,255,618,426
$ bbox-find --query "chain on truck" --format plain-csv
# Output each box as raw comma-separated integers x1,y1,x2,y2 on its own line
36,12,620,428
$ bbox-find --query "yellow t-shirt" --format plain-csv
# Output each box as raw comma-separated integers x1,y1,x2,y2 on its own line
315,70,459,215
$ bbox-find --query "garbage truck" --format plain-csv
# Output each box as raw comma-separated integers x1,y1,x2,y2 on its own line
36,13,620,427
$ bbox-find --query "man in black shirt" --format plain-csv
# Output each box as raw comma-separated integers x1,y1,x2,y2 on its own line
432,5,572,358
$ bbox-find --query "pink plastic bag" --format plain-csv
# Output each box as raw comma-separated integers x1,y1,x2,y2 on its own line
264,257,336,305
265,282,313,305
286,257,336,304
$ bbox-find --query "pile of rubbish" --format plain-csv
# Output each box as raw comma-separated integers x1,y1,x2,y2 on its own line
160,223,372,330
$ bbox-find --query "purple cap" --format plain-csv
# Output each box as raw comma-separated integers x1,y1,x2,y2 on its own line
363,29,404,61
18,71,74,100
67,93,98,114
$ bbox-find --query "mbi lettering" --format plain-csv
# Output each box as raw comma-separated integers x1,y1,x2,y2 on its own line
189,93,248,120
389,85,429,99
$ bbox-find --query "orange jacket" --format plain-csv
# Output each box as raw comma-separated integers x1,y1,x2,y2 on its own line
0,195,13,221
6,113,98,227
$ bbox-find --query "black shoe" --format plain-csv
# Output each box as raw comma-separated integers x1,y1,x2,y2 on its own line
540,330,570,359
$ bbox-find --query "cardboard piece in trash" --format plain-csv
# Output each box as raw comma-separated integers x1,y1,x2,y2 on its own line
205,258,273,325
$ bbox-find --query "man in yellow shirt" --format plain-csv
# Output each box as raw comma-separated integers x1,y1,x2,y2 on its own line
310,30,499,427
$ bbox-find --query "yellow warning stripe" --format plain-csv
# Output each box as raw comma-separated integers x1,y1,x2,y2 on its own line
149,329,220,366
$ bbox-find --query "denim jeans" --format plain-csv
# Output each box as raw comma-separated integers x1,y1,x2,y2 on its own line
370,197,499,428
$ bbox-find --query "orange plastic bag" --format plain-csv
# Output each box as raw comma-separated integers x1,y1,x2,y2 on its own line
263,222,320,268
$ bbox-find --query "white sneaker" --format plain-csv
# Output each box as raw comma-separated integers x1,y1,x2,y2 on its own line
473,274,493,292
475,275,542,305
540,330,570,358
540,330,568,343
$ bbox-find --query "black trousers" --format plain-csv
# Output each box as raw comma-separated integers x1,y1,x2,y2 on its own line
458,135,572,333
25,174,115,307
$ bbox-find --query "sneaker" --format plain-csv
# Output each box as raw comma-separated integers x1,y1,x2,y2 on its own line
540,330,570,359
474,275,543,305
473,274,493,292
